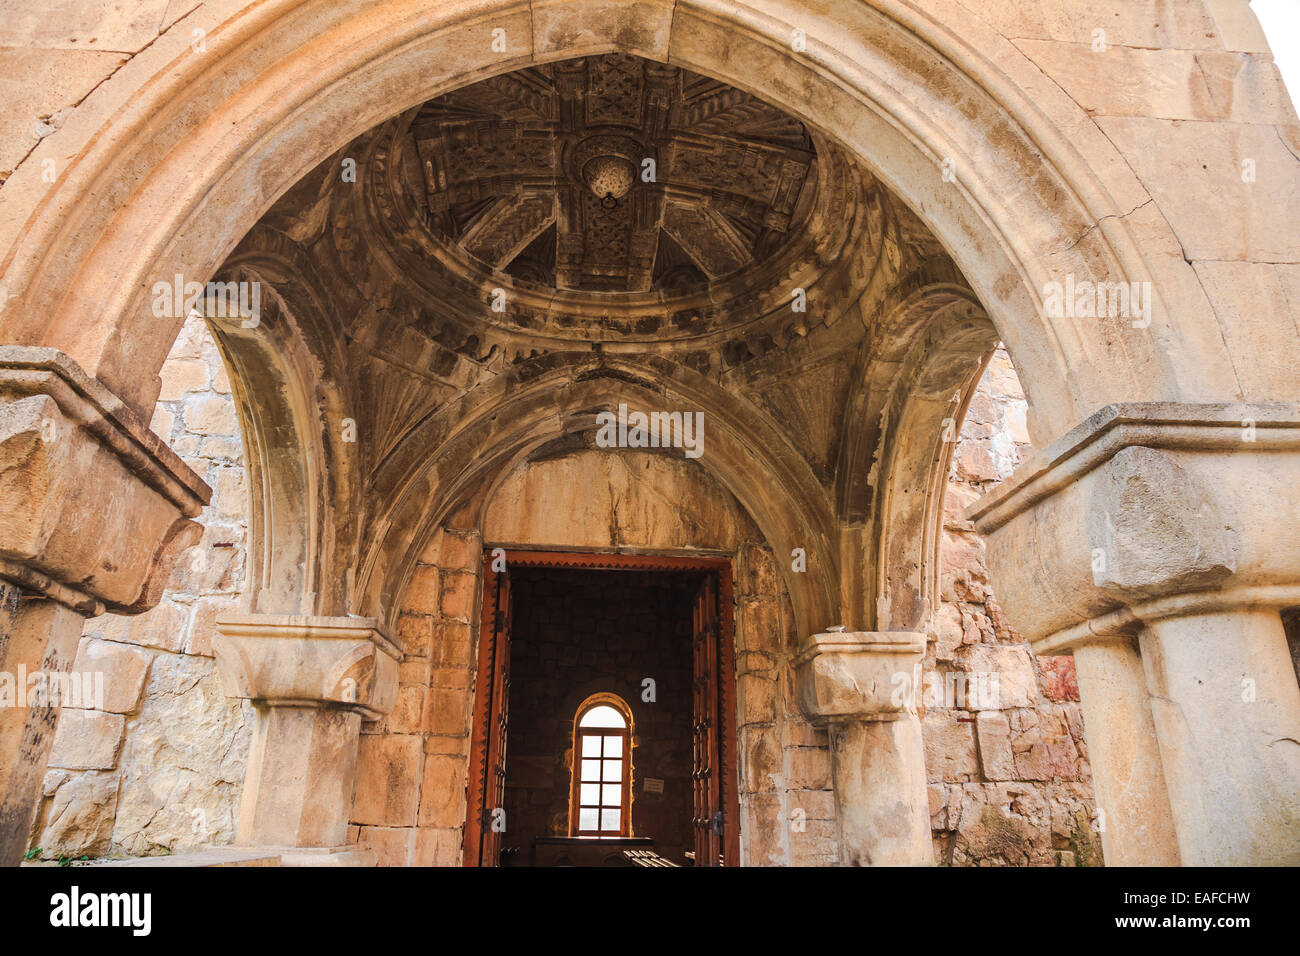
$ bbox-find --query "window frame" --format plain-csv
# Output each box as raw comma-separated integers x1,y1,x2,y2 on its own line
568,693,633,837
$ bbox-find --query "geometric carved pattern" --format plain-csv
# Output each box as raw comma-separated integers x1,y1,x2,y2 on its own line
412,55,816,293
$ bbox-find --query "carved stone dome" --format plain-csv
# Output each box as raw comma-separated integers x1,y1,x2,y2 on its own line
356,54,882,351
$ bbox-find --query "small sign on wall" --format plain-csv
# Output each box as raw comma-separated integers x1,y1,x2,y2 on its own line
644,777,664,794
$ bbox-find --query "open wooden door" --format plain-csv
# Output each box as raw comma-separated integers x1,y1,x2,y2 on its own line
691,572,740,866
463,558,511,866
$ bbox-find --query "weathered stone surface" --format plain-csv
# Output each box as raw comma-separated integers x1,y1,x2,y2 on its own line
32,770,120,859
110,655,250,855
352,734,422,827
47,710,124,771
72,638,150,714
23,0,1300,869
975,711,1015,782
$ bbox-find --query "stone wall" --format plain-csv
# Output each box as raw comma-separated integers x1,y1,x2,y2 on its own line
925,348,1101,865
29,327,1098,866
27,314,252,860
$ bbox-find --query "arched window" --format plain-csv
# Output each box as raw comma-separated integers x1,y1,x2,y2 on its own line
570,694,632,837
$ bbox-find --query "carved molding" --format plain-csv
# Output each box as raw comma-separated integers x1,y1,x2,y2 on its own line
214,614,401,720
0,347,210,614
793,630,926,724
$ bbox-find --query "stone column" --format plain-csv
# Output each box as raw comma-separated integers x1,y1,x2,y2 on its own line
1140,609,1300,865
794,630,933,866
214,613,400,865
0,348,209,866
1071,638,1179,865
971,403,1300,866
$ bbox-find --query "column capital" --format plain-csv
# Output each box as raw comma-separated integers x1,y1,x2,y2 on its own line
0,346,210,614
793,630,925,724
968,401,1300,654
214,613,401,720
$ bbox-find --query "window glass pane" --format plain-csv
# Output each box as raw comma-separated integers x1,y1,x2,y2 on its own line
580,783,601,805
579,704,626,728
581,735,602,758
581,759,601,782
601,809,620,832
602,783,621,806
602,759,622,782
603,735,623,758
579,808,599,831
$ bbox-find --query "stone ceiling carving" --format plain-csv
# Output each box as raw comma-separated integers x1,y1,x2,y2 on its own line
410,54,818,295
353,55,878,348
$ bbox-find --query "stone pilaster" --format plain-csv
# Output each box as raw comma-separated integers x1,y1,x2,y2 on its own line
0,348,209,865
214,613,400,864
971,403,1300,866
794,630,933,866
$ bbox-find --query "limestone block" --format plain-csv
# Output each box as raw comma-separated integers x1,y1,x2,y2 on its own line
928,783,950,831
88,602,188,654
362,825,416,867
1203,0,1273,52
1192,260,1300,402
412,826,462,866
532,0,674,60
47,710,124,771
386,684,426,736
739,725,780,793
439,571,476,621
33,770,120,859
404,566,441,615
0,0,171,51
1037,655,1080,701
954,643,1037,709
786,747,830,791
423,687,470,735
352,734,422,827
1011,711,1079,782
71,638,150,714
1087,445,1238,600
156,360,209,400
738,598,781,655
975,711,1016,781
740,792,784,867
431,621,473,668
921,710,979,782
1096,117,1300,263
417,753,466,828
183,395,238,435
111,654,250,855
737,671,776,725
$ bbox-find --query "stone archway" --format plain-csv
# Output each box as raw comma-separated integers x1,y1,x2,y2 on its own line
2,0,1298,868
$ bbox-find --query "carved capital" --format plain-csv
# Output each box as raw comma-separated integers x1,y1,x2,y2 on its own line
969,402,1300,653
0,347,210,614
214,614,401,720
793,630,925,724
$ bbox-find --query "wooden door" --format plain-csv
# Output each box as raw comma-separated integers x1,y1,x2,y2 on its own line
691,573,740,866
463,559,511,866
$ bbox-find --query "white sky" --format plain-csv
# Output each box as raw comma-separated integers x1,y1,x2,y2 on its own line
1253,0,1300,110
